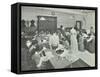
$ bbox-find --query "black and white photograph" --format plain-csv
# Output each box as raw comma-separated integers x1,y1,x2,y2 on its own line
20,5,97,71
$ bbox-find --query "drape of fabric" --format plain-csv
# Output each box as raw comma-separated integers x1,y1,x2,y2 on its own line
78,35,84,51
70,28,78,53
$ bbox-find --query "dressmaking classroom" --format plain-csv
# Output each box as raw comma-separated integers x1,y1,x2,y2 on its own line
21,6,95,71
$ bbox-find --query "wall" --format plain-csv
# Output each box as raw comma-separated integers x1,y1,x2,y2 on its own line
22,6,94,29
85,12,95,30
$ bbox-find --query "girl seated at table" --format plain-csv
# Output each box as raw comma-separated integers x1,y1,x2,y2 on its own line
36,44,54,67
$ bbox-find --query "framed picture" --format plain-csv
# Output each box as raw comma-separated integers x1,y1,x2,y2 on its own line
11,2,98,74
76,21,82,30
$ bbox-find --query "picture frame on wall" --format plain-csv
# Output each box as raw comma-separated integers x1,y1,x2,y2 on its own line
11,2,98,74
76,21,82,30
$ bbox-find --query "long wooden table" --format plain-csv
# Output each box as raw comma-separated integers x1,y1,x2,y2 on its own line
33,49,80,69
49,50,79,69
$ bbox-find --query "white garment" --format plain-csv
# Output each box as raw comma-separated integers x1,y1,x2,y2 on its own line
56,44,64,51
70,28,78,53
45,51,54,59
60,49,69,58
26,40,32,48
83,33,88,38
37,49,54,67
87,34,95,42
49,33,59,46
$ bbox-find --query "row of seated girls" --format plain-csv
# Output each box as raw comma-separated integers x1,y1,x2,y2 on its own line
21,20,71,69
25,29,71,69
